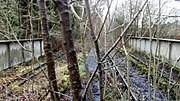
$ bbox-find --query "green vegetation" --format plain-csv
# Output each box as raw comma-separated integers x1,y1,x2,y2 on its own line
0,0,179,100
129,49,178,99
129,57,147,75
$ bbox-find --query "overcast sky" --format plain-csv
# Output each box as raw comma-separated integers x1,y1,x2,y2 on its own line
103,0,180,16
100,0,180,22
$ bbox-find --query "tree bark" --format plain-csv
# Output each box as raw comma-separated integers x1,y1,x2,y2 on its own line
53,0,82,100
84,0,103,100
39,0,59,100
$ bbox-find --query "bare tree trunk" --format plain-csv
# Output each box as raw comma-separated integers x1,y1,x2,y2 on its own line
82,25,94,101
147,2,152,101
39,0,59,100
84,0,103,100
53,0,82,100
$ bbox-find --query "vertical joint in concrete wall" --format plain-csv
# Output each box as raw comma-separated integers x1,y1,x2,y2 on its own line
168,42,172,60
133,38,134,47
21,42,25,63
40,40,42,57
144,39,147,52
32,40,35,59
139,39,141,51
7,43,11,67
136,39,138,50
158,41,161,58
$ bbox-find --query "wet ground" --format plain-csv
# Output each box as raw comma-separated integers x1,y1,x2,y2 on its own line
85,48,171,100
85,49,100,101
114,51,168,101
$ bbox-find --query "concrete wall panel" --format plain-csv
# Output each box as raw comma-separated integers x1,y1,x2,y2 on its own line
24,41,33,62
170,42,180,66
128,37,180,67
10,43,23,67
0,39,43,70
159,41,169,59
34,41,41,58
0,44,8,70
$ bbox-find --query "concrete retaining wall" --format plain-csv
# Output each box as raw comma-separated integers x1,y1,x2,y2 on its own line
0,39,44,70
128,37,180,67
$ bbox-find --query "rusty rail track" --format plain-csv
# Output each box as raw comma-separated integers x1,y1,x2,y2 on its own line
18,63,46,86
106,52,138,100
115,48,180,100
0,62,47,89
128,51,179,82
107,49,173,100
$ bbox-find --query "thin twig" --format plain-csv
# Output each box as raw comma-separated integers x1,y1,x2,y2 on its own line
96,0,113,40
82,1,148,98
